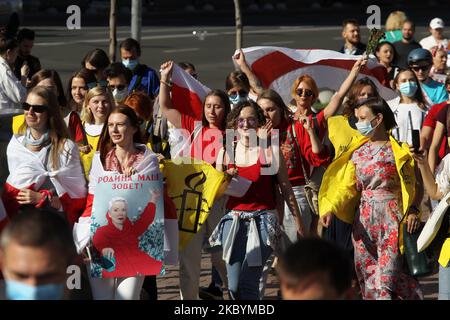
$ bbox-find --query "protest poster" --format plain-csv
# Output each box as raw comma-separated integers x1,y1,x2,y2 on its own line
89,172,164,278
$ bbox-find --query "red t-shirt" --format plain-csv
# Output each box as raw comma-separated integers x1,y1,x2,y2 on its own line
423,101,449,161
67,111,85,144
181,114,224,165
277,111,330,187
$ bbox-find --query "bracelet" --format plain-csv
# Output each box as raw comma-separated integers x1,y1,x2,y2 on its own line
160,80,172,88
36,190,53,208
408,205,420,215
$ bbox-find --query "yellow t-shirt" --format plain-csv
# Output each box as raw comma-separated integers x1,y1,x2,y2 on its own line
80,123,103,179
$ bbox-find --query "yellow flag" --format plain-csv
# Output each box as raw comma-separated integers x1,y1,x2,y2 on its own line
162,158,225,250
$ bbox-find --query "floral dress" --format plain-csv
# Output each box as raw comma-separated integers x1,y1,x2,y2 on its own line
351,141,423,300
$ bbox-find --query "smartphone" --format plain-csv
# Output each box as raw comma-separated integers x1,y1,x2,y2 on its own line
412,129,420,153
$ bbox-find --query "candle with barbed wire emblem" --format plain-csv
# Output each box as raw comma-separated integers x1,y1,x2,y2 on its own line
174,171,209,233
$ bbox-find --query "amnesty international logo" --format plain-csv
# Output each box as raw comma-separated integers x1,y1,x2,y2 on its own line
162,158,225,249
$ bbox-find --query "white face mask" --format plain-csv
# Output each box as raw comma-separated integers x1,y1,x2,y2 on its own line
112,88,128,103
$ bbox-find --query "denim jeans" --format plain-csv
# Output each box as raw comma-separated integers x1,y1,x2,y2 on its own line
439,264,450,300
222,216,273,300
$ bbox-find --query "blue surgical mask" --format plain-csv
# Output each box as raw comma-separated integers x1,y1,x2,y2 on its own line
399,81,418,97
122,59,138,70
229,94,247,106
112,88,128,103
355,117,377,136
6,280,65,300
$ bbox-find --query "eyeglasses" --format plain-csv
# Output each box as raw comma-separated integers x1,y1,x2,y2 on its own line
22,102,48,113
108,84,127,91
296,88,314,97
237,117,257,128
410,65,430,72
229,90,248,99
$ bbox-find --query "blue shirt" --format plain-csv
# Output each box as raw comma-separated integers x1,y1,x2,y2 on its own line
421,78,448,107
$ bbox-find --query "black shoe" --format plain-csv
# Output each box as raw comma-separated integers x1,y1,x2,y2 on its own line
199,283,224,300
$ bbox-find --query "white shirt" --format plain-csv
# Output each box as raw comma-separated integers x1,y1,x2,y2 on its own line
0,56,27,113
388,97,428,145
419,35,449,51
435,153,450,195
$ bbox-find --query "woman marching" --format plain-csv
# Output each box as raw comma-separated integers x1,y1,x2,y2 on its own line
159,60,230,300
76,106,168,300
2,87,87,224
79,86,114,178
319,97,423,300
209,100,304,300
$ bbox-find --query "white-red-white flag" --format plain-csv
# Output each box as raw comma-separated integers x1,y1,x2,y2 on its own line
237,47,398,104
171,64,211,121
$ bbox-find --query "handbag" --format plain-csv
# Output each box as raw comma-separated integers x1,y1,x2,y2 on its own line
403,224,433,277
291,119,324,216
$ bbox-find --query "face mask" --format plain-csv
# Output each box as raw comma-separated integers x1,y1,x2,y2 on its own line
6,280,64,300
122,59,138,70
112,88,128,103
229,94,247,106
355,117,377,136
399,82,418,97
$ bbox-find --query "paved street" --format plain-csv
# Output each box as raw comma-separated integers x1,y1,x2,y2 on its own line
26,25,436,90
156,252,439,300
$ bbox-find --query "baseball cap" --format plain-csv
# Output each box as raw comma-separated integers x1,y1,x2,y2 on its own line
430,18,444,30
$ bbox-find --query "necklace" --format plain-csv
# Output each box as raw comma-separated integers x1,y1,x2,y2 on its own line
367,140,389,157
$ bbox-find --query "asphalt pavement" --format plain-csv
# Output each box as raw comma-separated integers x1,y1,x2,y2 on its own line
28,25,435,90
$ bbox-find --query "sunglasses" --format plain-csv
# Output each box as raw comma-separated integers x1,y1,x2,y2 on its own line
22,102,48,113
108,84,127,91
229,90,248,98
411,65,430,72
237,117,257,128
296,88,314,97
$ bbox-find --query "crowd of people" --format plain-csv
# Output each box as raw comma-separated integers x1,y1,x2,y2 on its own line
0,10,449,301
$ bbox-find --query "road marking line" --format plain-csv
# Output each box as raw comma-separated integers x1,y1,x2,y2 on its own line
261,41,294,45
163,48,200,53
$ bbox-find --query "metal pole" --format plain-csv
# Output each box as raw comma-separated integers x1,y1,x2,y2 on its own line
131,0,142,42
109,0,117,62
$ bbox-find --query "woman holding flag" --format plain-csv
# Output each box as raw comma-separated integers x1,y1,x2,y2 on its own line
159,60,230,300
2,86,87,225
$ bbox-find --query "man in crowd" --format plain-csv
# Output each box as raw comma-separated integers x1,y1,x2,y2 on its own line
0,206,77,300
120,38,160,100
420,17,449,51
106,62,133,106
278,238,353,300
339,19,366,55
13,28,41,81
393,20,422,69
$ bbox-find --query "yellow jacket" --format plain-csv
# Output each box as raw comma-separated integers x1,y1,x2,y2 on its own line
319,135,416,253
80,129,101,179
327,115,362,159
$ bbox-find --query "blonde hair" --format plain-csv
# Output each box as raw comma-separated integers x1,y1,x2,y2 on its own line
385,11,407,31
19,87,70,170
80,86,114,124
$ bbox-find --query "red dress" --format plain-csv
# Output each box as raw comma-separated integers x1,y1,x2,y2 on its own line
92,202,162,277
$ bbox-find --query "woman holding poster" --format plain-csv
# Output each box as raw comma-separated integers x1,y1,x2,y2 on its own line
79,86,114,178
75,106,168,300
2,86,87,224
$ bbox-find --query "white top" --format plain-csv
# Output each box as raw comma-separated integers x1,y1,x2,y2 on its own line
388,97,428,145
419,35,449,51
435,153,450,195
84,123,103,136
0,56,27,112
